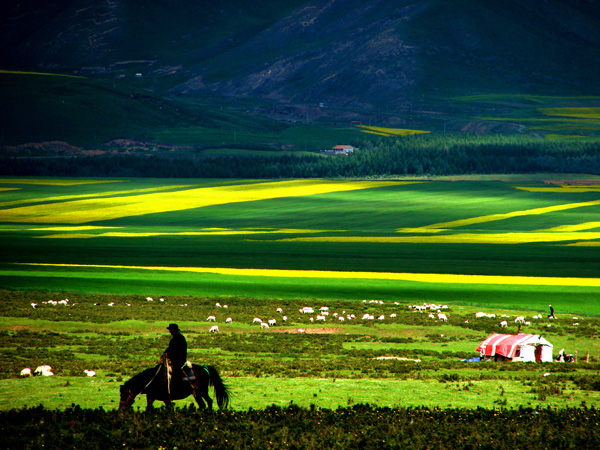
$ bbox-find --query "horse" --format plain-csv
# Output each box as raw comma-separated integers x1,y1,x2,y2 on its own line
119,363,230,411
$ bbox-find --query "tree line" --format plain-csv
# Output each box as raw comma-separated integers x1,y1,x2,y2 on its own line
2,134,600,178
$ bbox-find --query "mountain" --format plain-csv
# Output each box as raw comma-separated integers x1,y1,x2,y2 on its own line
1,0,600,147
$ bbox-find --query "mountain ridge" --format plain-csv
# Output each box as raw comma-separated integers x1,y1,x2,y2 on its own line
3,0,600,110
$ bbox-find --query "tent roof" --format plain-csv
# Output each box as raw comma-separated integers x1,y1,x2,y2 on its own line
476,333,553,359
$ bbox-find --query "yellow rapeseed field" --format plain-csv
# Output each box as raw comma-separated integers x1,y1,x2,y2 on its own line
0,185,198,208
396,199,600,233
540,107,600,119
19,263,600,287
542,222,600,232
357,125,430,136
36,228,334,239
0,180,407,224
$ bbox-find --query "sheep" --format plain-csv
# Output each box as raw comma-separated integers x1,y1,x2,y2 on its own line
282,316,287,322
437,313,448,321
338,316,345,322
225,317,233,324
377,315,385,320
260,322,269,329
209,325,219,333
320,306,329,311
390,313,397,318
514,316,525,324
300,307,314,314
20,368,32,377
361,313,371,320
84,369,96,377
215,302,222,308
475,312,487,318
277,307,283,314
34,365,54,376
253,317,262,324
316,315,326,322
298,329,306,333
500,320,508,328
146,297,153,301
31,303,37,309
207,315,216,322
428,313,435,319
159,298,165,302
108,302,115,307
268,319,277,326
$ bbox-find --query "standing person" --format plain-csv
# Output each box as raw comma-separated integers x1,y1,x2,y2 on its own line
548,305,556,319
165,323,195,381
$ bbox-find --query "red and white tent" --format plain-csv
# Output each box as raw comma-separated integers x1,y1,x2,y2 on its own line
476,333,553,362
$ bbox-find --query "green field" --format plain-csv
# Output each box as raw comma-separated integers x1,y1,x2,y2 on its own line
1,176,600,415
1,176,600,310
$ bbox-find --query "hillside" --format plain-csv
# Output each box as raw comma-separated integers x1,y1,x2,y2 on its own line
1,0,600,149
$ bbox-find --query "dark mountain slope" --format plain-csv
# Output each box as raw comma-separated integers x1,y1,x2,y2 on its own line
2,0,600,110
180,0,600,107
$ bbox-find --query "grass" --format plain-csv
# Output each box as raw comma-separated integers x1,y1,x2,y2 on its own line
1,290,600,412
0,176,599,413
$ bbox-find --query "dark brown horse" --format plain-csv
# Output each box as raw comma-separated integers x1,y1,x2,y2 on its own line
119,363,229,411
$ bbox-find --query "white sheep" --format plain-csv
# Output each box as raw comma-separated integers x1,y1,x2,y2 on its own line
260,322,269,329
437,313,448,321
390,313,397,318
34,365,54,376
500,320,508,328
31,303,37,309
20,368,32,377
207,315,216,322
84,369,96,377
277,307,283,314
268,319,277,326
225,317,233,324
377,315,385,320
253,317,262,324
215,302,222,308
316,315,326,322
146,297,153,301
209,325,219,333
514,316,525,324
282,316,287,322
475,312,487,318
339,316,345,322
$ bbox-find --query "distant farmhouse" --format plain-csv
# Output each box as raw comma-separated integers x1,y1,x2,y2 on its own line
321,145,355,155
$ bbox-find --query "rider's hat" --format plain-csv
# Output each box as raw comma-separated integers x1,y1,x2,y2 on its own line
167,323,180,332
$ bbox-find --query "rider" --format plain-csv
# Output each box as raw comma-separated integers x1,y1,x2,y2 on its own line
165,323,196,382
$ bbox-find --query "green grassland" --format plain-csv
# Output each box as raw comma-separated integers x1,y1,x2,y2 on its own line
1,176,599,413
3,72,600,152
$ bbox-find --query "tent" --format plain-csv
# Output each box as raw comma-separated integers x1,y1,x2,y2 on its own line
476,333,553,362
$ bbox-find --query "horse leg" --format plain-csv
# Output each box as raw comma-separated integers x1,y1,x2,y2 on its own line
196,384,213,410
192,386,206,410
146,396,155,412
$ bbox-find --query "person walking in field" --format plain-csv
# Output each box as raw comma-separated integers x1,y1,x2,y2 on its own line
548,305,556,319
165,323,196,382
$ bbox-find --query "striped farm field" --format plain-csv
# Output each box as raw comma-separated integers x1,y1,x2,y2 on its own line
1,176,600,314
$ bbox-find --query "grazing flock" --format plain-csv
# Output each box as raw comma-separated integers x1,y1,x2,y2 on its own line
22,294,577,378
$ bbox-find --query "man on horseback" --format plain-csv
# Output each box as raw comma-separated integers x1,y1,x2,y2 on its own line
165,323,196,383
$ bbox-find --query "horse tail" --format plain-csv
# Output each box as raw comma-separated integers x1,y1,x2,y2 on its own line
206,365,230,409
